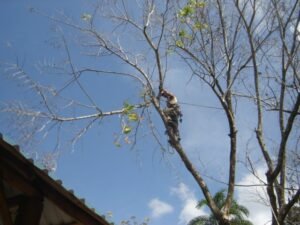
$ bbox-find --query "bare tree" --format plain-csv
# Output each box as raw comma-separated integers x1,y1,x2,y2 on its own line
175,0,300,224
1,0,299,225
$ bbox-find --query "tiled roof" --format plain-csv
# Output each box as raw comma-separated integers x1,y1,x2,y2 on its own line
0,133,111,225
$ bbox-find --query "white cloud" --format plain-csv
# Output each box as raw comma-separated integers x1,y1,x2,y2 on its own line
171,182,194,201
170,175,271,225
236,168,272,225
179,198,207,225
148,198,174,219
171,183,208,224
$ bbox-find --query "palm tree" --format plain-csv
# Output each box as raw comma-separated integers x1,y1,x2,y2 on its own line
188,190,253,225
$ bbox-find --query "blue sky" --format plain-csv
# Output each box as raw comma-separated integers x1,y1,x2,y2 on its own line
0,1,274,225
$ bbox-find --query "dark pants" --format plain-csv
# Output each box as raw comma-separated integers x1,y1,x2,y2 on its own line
164,108,180,141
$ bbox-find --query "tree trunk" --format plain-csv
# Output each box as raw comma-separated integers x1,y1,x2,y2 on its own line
219,218,231,225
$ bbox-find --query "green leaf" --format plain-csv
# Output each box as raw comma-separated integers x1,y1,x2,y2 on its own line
179,6,195,17
178,29,192,40
188,0,206,8
123,102,135,114
196,2,206,8
122,125,132,134
193,22,208,30
81,13,92,21
128,113,139,121
176,40,184,48
114,142,121,148
179,30,186,37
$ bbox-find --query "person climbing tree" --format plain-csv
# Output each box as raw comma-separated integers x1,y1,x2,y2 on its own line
160,89,182,144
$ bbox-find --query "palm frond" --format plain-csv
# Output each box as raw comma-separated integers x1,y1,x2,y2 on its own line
187,216,210,225
197,199,208,209
190,189,253,225
230,218,253,225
